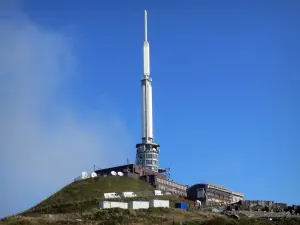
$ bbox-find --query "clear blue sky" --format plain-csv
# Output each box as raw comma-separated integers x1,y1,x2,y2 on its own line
1,0,299,218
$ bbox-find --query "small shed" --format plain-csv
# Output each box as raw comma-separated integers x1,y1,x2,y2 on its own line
175,202,188,211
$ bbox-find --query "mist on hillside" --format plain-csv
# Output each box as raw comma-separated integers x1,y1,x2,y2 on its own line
0,3,133,218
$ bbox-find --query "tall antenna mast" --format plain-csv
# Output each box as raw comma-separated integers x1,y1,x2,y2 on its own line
143,10,150,76
136,10,160,172
144,10,148,41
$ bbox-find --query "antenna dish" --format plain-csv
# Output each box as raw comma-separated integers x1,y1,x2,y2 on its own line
81,171,89,179
91,172,97,178
117,172,123,176
111,171,117,176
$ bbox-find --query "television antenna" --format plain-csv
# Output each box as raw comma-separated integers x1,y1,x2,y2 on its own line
81,171,89,179
117,172,124,176
91,172,97,178
111,171,117,176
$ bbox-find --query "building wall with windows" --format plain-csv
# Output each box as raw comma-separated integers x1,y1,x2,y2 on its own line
187,183,244,205
136,151,159,171
156,177,187,196
140,175,187,196
136,144,160,171
95,164,166,180
140,176,186,197
94,164,187,196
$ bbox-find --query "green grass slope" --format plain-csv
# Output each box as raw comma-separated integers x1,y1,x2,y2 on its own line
14,176,300,224
25,176,154,214
5,209,300,225
3,176,300,224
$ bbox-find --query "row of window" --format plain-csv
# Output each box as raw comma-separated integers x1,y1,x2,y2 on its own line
158,185,186,196
138,167,159,175
156,178,187,191
145,166,158,171
138,153,158,160
207,189,230,195
206,192,231,200
137,160,158,166
139,145,158,150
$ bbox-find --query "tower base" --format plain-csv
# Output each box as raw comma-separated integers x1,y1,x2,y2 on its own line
136,142,160,172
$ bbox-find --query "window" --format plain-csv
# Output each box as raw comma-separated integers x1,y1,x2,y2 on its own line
197,188,205,198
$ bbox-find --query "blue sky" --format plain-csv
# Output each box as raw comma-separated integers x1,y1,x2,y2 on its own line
0,0,299,218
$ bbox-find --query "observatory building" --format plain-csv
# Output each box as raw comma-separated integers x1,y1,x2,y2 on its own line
135,10,160,172
94,164,187,197
187,183,244,205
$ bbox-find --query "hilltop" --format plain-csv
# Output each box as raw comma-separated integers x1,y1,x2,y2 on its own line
23,176,155,214
1,176,300,225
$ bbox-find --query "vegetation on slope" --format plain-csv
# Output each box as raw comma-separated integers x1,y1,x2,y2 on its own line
3,208,300,225
21,176,197,215
3,176,300,224
25,176,154,213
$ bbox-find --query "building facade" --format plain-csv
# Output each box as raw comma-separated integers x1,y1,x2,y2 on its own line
187,183,244,205
95,164,166,180
94,164,186,197
140,174,187,197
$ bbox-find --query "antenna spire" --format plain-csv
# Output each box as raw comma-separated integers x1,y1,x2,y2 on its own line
144,10,148,41
143,10,150,76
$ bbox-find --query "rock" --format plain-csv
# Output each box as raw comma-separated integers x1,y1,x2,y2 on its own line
230,214,240,220
48,214,54,220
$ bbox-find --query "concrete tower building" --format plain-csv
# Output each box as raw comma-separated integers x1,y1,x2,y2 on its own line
136,10,160,172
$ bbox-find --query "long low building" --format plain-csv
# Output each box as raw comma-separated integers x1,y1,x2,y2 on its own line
187,183,244,205
141,175,187,197
95,164,166,180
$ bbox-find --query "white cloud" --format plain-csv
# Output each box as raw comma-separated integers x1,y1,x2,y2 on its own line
0,10,133,218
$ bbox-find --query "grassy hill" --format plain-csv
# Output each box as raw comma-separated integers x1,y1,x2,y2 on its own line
23,176,155,214
2,176,300,225
37,176,154,206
